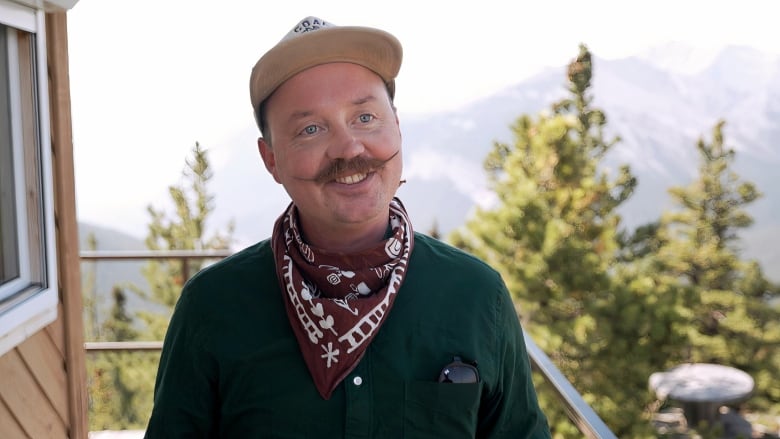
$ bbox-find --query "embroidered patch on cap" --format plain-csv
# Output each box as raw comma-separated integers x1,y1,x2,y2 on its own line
292,17,331,35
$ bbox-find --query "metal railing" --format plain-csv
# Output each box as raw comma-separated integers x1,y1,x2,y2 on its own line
81,250,616,438
80,249,232,281
84,340,163,352
523,329,617,438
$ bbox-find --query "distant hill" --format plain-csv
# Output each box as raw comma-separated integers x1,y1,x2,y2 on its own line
78,222,156,336
79,222,147,252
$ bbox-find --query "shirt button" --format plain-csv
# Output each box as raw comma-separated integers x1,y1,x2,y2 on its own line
353,376,363,386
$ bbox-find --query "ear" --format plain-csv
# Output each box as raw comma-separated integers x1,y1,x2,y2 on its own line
257,137,281,184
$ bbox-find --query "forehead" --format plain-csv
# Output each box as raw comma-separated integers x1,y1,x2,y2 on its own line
266,63,389,112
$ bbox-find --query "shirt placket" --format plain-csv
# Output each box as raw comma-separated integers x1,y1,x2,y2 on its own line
344,356,372,438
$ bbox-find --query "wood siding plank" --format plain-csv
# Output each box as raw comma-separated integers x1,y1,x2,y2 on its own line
0,395,29,439
17,330,68,423
44,304,66,358
0,349,67,438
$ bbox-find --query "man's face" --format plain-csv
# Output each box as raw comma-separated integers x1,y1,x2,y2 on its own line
258,62,403,243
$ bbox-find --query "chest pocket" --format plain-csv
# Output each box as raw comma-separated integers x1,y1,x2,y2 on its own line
404,381,481,438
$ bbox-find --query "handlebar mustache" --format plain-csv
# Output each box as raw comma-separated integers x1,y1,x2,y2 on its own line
300,150,401,184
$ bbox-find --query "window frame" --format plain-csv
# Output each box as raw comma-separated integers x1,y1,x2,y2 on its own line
0,0,59,357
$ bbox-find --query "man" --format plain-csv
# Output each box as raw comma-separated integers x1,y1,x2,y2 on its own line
145,16,551,438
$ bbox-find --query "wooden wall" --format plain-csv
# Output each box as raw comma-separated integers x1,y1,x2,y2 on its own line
0,11,88,439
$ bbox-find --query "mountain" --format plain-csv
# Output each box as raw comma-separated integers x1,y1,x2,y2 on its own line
168,43,780,283
395,44,780,282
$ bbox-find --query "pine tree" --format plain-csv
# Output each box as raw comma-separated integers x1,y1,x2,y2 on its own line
88,287,148,430
124,141,235,427
656,121,780,416
450,45,688,437
88,142,234,430
138,141,234,339
103,287,139,342
660,121,759,292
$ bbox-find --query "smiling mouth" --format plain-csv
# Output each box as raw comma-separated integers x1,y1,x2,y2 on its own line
335,173,368,185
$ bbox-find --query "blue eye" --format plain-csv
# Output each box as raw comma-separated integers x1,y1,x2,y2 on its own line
359,114,374,123
302,125,319,135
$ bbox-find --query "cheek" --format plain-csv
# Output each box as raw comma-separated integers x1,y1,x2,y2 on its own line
389,152,404,178
275,150,325,181
378,132,401,156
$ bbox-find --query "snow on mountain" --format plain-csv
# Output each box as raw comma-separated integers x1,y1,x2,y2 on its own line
635,41,723,76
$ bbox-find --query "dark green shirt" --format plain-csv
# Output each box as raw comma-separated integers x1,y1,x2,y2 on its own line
145,233,550,438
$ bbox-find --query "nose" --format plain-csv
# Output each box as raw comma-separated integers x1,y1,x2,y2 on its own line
326,124,365,160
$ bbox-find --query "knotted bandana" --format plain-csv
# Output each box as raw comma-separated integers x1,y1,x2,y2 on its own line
270,198,414,399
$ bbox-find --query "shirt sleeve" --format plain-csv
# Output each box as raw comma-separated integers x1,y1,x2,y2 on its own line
477,285,552,439
144,283,220,438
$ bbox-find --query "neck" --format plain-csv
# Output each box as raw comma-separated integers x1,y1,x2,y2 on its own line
298,216,389,253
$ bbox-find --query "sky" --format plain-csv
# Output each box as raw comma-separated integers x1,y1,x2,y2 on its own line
65,0,780,242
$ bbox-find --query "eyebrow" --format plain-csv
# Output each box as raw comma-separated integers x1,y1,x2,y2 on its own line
286,110,314,124
351,94,378,106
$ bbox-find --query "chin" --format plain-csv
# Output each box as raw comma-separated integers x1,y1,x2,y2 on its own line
333,197,391,224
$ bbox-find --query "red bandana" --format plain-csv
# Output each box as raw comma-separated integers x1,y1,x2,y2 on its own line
270,198,414,399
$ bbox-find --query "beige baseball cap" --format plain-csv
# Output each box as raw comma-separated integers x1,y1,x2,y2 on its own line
249,16,403,128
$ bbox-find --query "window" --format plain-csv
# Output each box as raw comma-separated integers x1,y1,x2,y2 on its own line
0,2,58,356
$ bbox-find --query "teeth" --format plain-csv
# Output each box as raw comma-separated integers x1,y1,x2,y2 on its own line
336,173,367,184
